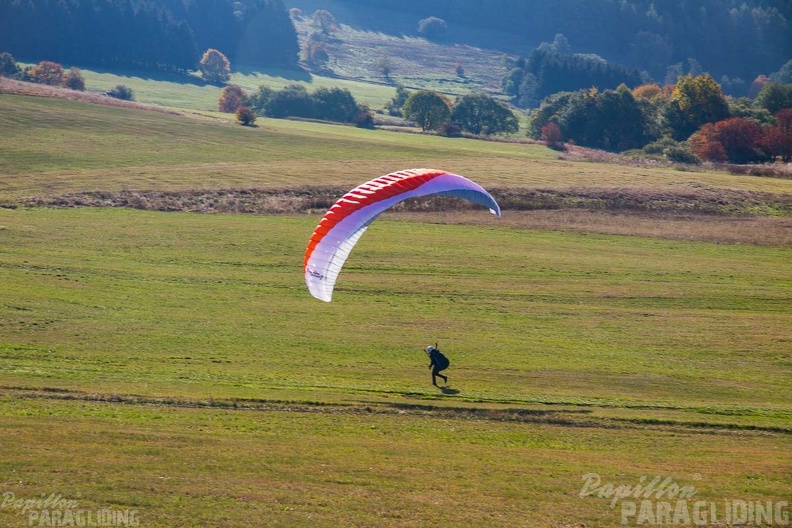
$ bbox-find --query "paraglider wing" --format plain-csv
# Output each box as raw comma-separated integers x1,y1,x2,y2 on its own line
304,168,501,302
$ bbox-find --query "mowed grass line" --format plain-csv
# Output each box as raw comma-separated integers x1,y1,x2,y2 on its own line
0,396,789,528
1,207,789,417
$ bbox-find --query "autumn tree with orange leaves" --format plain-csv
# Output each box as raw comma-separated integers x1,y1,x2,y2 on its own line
218,85,247,113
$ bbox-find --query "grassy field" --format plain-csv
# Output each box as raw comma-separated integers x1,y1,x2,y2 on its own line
290,8,510,96
76,67,401,113
1,92,790,526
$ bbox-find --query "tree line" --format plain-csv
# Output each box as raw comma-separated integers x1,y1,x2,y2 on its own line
527,75,792,164
217,82,520,137
217,84,374,128
0,0,299,73
503,40,644,108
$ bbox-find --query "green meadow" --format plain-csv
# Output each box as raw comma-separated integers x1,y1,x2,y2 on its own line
50,66,400,112
0,92,790,527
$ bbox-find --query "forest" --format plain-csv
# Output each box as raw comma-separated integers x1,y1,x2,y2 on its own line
342,0,791,90
0,0,299,72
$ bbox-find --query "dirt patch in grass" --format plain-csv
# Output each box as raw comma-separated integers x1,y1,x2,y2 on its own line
21,186,792,246
490,186,792,216
23,185,792,216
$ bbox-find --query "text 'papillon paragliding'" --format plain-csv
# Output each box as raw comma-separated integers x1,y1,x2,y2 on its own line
304,168,501,302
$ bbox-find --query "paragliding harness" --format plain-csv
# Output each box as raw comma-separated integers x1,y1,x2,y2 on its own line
427,343,449,371
432,349,449,371
427,343,449,386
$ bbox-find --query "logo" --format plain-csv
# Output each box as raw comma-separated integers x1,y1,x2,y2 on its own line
579,474,789,526
2,492,140,527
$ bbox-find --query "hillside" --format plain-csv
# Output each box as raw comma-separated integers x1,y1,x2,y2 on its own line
289,0,514,96
316,0,792,84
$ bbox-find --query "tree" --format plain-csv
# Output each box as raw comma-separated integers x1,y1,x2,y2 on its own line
248,85,275,115
770,59,792,84
505,47,643,108
200,49,231,84
246,84,365,124
526,91,579,139
761,108,792,162
632,84,663,100
665,74,729,140
629,31,672,79
417,17,447,40
265,84,313,118
689,125,727,162
761,126,788,162
236,106,256,126
385,84,410,116
451,93,519,136
712,118,765,163
375,56,395,81
755,83,792,115
312,9,337,35
403,90,452,131
0,52,20,77
549,33,571,55
533,86,653,152
593,85,653,151
218,85,247,113
313,87,359,122
28,61,64,86
748,75,770,99
302,37,329,67
728,97,773,125
689,118,766,164
62,67,85,91
541,122,564,150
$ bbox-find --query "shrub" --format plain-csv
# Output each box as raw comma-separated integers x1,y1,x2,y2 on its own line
541,122,564,150
0,52,20,77
106,85,134,100
236,106,256,126
63,67,85,91
438,121,462,137
664,145,700,164
29,61,64,86
353,104,375,129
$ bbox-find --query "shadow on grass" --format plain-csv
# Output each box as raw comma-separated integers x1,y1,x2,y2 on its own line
439,386,460,395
